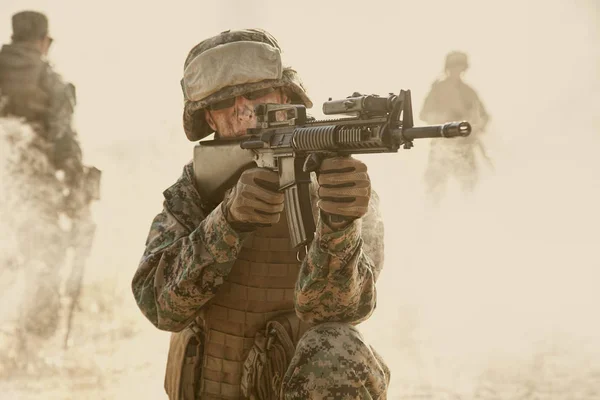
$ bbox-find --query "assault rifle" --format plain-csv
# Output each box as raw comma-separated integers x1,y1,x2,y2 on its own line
193,90,471,249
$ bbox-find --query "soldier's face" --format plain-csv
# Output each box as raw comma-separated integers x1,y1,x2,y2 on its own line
204,88,289,138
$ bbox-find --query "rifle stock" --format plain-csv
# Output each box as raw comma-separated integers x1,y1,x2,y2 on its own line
193,140,255,199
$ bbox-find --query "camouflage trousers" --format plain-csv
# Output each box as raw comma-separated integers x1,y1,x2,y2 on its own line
424,139,478,204
281,322,390,400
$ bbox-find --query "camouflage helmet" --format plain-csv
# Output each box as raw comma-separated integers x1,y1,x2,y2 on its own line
444,51,469,70
11,11,49,42
181,28,313,141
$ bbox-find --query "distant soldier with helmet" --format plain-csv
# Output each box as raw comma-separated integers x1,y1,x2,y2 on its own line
0,11,100,354
0,10,83,186
420,51,491,204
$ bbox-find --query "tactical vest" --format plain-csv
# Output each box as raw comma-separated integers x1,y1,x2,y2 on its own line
0,45,49,122
197,215,303,399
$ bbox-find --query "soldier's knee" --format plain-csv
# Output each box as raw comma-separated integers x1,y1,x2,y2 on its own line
282,322,390,399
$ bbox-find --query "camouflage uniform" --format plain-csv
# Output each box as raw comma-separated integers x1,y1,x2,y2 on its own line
132,29,390,399
0,11,83,186
0,11,88,340
420,51,489,204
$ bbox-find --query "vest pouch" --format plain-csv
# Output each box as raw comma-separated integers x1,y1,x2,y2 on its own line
241,312,306,400
83,165,102,201
164,323,203,400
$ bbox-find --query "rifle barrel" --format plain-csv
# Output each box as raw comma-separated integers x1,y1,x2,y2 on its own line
402,121,471,140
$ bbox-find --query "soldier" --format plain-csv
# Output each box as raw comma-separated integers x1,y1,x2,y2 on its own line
0,10,83,187
420,51,491,204
131,29,390,399
0,11,96,348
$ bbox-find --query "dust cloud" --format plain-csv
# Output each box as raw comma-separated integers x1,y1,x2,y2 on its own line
0,0,598,398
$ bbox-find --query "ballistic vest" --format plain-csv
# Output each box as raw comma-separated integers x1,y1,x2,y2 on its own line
198,214,304,399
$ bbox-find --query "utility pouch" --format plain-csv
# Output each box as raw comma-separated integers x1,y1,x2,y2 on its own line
83,165,102,201
164,323,203,400
241,312,306,400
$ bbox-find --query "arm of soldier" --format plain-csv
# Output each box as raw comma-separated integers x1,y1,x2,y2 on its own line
475,94,490,132
54,132,84,188
40,65,74,142
294,186,384,326
132,199,248,332
464,85,490,133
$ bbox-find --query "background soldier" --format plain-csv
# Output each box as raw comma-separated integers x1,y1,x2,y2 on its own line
131,29,390,399
420,51,491,204
0,10,83,186
0,11,100,361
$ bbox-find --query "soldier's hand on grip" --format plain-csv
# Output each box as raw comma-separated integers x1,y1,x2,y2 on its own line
224,168,284,228
317,156,371,220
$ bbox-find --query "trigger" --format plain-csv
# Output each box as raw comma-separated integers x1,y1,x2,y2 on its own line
302,153,323,173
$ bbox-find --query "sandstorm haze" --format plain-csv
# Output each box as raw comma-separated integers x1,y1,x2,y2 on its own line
0,0,599,398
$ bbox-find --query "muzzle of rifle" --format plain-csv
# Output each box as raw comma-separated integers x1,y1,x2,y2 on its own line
402,121,471,140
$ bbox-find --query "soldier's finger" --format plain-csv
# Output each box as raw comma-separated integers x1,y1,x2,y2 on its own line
318,199,369,218
318,185,370,200
241,183,284,205
236,206,282,224
236,195,284,214
319,157,367,174
318,171,370,187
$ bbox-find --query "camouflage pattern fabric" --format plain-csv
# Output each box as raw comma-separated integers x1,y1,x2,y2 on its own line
132,161,388,397
282,322,390,399
294,207,381,325
133,162,384,329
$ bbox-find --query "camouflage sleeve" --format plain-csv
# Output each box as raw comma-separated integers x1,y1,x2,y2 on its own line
132,187,249,332
53,131,84,187
294,189,384,325
39,64,75,142
474,92,490,131
39,65,83,184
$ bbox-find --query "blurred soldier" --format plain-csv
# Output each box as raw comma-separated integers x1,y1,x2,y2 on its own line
0,10,83,186
420,51,491,204
131,29,389,399
0,11,99,349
